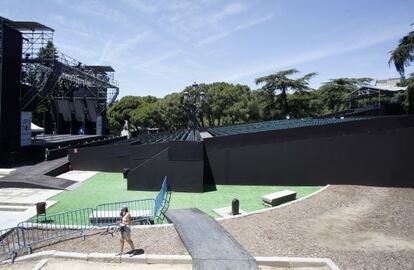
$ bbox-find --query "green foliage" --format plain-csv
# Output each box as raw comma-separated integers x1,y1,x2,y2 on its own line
106,72,408,132
159,93,189,130
202,82,251,126
37,41,58,63
389,30,414,78
131,101,163,128
397,73,414,87
406,84,414,114
107,95,157,130
318,78,373,113
255,69,317,116
287,91,322,118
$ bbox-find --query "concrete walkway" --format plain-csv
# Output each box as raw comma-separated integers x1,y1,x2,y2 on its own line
166,208,258,270
0,188,60,230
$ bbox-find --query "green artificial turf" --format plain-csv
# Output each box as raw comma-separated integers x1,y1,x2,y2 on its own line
47,172,322,220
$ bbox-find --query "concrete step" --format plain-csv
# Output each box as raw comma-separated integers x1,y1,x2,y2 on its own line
0,207,29,212
0,202,34,206
0,168,16,176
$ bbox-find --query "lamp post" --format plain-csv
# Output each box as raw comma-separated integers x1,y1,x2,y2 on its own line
183,82,206,139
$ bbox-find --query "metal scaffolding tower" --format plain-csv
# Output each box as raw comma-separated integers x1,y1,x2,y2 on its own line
1,16,119,113
0,16,119,134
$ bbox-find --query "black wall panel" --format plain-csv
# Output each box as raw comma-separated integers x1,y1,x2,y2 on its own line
68,116,414,191
129,143,170,169
205,116,414,187
0,24,22,163
69,144,132,172
127,146,204,192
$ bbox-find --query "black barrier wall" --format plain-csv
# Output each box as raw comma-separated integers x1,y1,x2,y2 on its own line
0,24,22,165
128,141,204,192
204,115,414,187
69,144,132,171
68,116,414,191
69,141,205,192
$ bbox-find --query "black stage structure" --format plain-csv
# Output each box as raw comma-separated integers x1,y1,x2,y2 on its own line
69,115,414,192
0,17,119,166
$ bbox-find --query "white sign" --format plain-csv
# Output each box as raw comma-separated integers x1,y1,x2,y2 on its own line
21,111,32,146
96,115,102,135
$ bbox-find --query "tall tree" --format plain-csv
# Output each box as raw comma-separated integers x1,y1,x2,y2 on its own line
37,41,58,63
389,27,414,79
201,82,248,126
406,83,414,114
318,78,372,113
107,96,157,130
255,69,317,117
159,92,189,130
288,91,322,118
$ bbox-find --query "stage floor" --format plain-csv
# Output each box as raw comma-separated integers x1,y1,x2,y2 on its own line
32,134,103,147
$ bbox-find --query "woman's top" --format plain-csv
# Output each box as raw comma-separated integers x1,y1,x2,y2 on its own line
121,212,131,226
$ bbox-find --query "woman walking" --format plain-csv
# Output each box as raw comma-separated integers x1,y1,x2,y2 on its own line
118,207,135,255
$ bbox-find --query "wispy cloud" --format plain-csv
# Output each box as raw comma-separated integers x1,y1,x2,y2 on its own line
198,13,274,46
54,0,130,26
208,2,246,24
58,43,100,61
97,32,151,65
48,14,99,41
133,50,183,70
154,1,248,43
121,0,159,15
223,27,407,82
96,40,114,65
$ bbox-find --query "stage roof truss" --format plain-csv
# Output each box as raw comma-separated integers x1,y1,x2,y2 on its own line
349,86,406,101
2,17,119,115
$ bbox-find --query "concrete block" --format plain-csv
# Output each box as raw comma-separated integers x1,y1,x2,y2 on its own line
262,190,296,206
53,251,88,260
288,257,327,268
325,259,341,270
87,252,121,263
255,256,290,267
146,254,192,265
14,251,55,262
31,259,48,270
119,253,147,263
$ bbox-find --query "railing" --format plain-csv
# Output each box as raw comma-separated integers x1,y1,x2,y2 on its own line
0,227,20,262
207,117,372,136
17,208,94,253
45,136,127,161
0,177,170,263
93,199,155,226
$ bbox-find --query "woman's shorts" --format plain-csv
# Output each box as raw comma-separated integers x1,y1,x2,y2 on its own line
120,226,131,241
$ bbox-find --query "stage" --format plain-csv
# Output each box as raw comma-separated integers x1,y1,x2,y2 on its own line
33,134,104,148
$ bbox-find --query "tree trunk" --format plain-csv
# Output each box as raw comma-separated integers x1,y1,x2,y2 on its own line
208,114,213,127
281,88,290,116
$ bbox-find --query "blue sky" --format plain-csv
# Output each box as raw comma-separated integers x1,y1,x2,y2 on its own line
1,0,413,98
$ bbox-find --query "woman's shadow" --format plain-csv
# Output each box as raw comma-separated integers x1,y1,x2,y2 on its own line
126,249,145,256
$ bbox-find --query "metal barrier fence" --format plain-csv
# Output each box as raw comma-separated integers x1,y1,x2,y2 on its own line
0,227,21,261
18,208,95,252
0,177,170,263
93,199,155,226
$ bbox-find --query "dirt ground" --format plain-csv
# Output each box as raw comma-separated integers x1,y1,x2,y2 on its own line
25,185,414,269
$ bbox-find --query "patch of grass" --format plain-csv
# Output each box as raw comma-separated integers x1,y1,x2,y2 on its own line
48,172,322,219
